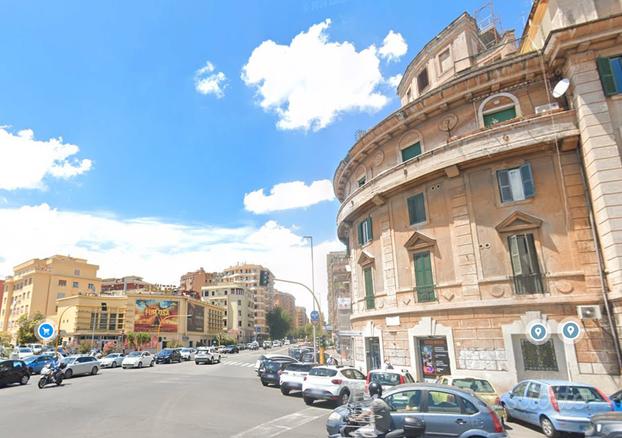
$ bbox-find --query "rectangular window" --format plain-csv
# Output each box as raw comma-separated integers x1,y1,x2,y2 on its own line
357,217,373,246
74,269,80,276
497,163,534,202
417,68,429,93
414,252,435,302
508,233,544,294
87,283,95,290
108,313,117,330
438,48,452,72
363,267,374,310
58,280,67,287
99,312,108,330
597,56,622,96
520,338,559,371
407,192,426,225
483,106,517,127
90,312,98,330
401,142,422,162
72,281,79,288
358,176,366,187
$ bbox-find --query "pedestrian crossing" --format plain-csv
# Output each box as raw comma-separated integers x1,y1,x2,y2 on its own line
222,360,256,368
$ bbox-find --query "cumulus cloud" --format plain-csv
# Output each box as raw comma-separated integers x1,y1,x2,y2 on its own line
379,30,408,62
194,61,227,98
242,19,407,131
0,127,92,190
0,204,343,314
386,74,403,88
244,179,335,214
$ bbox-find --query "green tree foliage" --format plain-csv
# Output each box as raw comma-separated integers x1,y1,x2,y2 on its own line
16,312,45,345
78,340,93,354
267,307,291,340
0,331,12,347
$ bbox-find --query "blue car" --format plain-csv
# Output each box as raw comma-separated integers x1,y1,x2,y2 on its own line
23,354,56,374
501,380,613,437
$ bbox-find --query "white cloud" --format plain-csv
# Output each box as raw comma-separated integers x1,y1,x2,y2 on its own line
0,127,92,190
0,204,344,315
242,19,398,131
379,30,408,62
194,61,227,98
244,179,335,214
387,74,403,88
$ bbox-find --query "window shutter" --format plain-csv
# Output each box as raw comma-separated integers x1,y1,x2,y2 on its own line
508,235,522,275
497,170,513,202
520,163,535,198
401,142,422,162
367,217,373,240
363,268,374,309
414,252,433,287
357,222,364,245
597,57,617,96
408,193,426,224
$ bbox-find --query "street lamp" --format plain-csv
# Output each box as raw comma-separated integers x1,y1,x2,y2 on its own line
303,236,319,362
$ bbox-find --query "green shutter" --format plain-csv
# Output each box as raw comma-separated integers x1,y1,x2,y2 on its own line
357,222,364,245
483,107,517,127
367,217,373,240
407,193,426,224
520,163,535,198
364,267,375,309
597,57,617,97
497,169,513,202
401,142,422,162
414,252,435,302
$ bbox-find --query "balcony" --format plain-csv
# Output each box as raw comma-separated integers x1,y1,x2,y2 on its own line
512,273,545,295
415,285,436,303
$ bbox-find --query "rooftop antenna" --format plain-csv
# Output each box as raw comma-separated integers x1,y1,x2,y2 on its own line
473,0,501,49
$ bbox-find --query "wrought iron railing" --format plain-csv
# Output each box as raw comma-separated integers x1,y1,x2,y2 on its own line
512,273,545,295
416,285,436,303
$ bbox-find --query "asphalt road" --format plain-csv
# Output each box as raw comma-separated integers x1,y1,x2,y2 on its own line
0,348,545,438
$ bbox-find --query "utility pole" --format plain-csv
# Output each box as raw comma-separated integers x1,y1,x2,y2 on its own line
303,236,317,362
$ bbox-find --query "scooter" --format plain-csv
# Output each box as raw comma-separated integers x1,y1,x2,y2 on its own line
38,362,66,389
345,416,425,438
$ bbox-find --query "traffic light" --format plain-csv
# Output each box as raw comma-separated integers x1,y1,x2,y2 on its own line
259,270,270,286
101,302,108,312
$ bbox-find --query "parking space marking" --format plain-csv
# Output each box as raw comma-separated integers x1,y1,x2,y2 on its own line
231,407,328,438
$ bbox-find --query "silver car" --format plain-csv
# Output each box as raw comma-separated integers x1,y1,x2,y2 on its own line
99,353,125,368
60,356,100,378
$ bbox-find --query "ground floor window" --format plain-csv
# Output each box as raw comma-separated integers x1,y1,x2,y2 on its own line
520,338,559,372
418,337,451,381
365,336,381,371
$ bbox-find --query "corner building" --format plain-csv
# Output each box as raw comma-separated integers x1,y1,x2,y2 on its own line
333,5,622,392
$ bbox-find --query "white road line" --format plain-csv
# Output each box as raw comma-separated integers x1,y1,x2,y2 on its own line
231,407,327,438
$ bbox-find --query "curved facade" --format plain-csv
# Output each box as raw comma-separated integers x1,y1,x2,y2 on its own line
334,7,622,392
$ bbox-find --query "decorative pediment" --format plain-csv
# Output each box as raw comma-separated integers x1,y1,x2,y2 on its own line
496,211,543,233
357,250,375,266
404,231,436,251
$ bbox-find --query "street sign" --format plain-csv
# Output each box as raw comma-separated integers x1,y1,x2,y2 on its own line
310,310,319,322
255,326,261,333
34,321,57,343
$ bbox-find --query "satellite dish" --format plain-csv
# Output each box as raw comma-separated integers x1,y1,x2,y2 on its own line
552,78,570,98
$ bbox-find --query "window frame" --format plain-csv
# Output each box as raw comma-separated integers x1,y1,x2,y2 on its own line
417,67,429,94
423,390,462,415
413,250,435,303
597,55,622,96
401,142,422,163
496,162,535,204
507,233,544,295
357,217,373,246
483,105,517,128
363,266,375,310
407,192,427,225
520,338,559,372
386,389,424,413
437,47,452,74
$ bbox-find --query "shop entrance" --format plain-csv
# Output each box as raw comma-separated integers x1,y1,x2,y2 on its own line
365,336,381,371
416,336,451,382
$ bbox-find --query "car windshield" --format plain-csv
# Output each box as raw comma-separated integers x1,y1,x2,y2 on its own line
128,352,141,357
370,372,401,386
452,378,495,393
309,368,337,377
106,353,120,358
181,348,191,352
553,386,605,402
19,348,32,353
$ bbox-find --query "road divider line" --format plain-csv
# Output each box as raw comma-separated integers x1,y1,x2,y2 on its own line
230,407,327,438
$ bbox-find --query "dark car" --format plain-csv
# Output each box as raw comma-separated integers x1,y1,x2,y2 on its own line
225,345,239,354
155,348,182,364
260,359,298,387
586,412,622,438
0,360,30,386
257,355,297,376
23,354,56,374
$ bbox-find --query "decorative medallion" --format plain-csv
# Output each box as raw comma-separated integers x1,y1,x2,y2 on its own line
555,281,574,294
373,150,384,166
490,285,506,298
438,113,458,133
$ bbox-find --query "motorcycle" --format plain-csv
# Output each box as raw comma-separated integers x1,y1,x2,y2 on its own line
335,402,425,438
38,362,66,389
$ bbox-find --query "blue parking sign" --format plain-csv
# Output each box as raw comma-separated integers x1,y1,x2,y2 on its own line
310,310,319,322
35,321,57,342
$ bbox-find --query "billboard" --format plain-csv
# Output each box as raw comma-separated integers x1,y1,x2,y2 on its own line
337,297,351,310
134,299,179,332
187,302,205,332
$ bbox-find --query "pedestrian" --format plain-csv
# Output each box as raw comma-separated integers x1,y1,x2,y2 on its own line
382,359,394,370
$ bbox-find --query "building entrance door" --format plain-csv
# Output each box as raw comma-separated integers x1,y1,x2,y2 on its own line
365,337,381,371
417,336,451,382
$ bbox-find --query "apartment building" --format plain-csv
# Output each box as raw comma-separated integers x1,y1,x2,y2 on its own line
200,284,255,342
179,268,222,294
274,290,296,321
295,306,308,329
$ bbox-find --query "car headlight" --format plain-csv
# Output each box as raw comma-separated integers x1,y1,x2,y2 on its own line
328,412,343,423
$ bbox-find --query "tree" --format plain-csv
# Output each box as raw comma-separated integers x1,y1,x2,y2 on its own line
0,331,12,348
136,332,151,350
78,340,93,354
266,307,291,340
16,312,45,345
126,332,136,350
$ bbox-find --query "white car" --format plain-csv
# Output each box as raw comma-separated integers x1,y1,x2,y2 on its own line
10,347,34,360
279,362,315,395
60,355,100,378
26,343,44,355
272,340,281,347
99,353,125,368
284,339,291,345
302,366,366,406
122,351,155,369
180,348,196,361
195,347,220,365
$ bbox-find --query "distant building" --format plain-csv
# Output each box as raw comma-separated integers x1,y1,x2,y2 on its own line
101,276,151,293
326,251,351,334
274,290,296,322
200,283,255,342
0,280,4,320
295,306,308,329
179,268,222,294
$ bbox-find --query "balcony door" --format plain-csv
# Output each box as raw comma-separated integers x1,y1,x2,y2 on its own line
508,233,543,294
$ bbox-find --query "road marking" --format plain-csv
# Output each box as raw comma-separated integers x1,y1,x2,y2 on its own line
231,407,328,438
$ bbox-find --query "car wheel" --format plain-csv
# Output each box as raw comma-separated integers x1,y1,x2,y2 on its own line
150,360,154,367
65,369,73,378
338,389,350,406
91,367,98,375
541,416,558,438
261,381,269,386
303,396,314,406
138,361,143,369
111,361,117,368
20,375,29,385
280,387,290,396
502,404,513,423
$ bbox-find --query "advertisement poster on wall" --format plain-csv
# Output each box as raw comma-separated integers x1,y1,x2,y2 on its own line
419,337,451,380
187,302,205,332
134,300,179,332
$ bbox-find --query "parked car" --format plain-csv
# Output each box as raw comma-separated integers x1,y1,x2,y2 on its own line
280,362,316,395
438,376,505,421
225,345,239,354
237,344,247,351
302,365,367,406
365,369,416,395
501,380,613,437
59,356,100,378
155,348,181,364
195,347,220,365
99,353,125,368
255,354,296,375
262,341,272,349
610,389,622,411
247,342,259,350
10,347,34,360
284,339,291,345
260,359,298,387
179,348,196,361
26,343,44,355
217,345,228,354
0,360,30,386
326,382,506,438
23,354,57,374
272,340,282,348
122,351,155,369
586,412,622,438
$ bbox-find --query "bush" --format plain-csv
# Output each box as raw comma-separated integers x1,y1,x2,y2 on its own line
78,340,93,354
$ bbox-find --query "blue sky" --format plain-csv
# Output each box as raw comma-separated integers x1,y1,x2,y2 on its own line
0,0,532,312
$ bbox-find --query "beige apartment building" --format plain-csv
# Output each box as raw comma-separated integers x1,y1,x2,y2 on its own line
333,1,622,392
179,268,222,295
295,306,308,329
274,290,296,321
222,264,274,339
0,255,101,340
200,284,255,342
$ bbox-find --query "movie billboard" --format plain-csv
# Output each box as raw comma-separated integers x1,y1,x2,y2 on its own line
134,299,179,332
187,302,205,332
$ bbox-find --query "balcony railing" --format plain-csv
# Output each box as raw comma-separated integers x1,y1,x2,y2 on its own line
512,273,545,295
415,285,436,303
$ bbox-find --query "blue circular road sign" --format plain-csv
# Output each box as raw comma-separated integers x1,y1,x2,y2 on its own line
310,310,320,322
35,321,57,342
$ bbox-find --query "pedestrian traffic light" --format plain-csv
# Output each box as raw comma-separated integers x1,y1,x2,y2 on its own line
259,270,270,286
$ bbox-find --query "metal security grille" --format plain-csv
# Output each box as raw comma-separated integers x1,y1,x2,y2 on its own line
521,339,559,372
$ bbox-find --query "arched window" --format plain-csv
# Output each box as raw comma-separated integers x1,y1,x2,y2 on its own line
478,92,521,128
